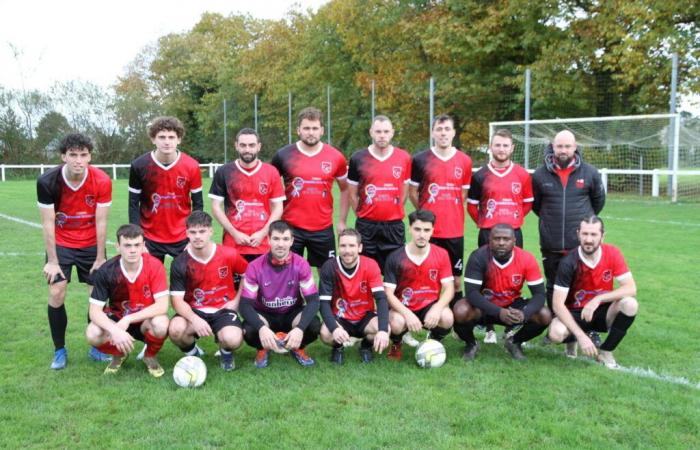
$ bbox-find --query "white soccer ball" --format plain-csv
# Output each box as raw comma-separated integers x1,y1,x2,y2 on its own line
173,356,207,388
415,339,447,368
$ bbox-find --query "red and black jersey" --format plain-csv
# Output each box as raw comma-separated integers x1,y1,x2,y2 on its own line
37,165,112,248
468,162,533,229
347,147,411,221
554,244,631,310
271,143,347,231
319,255,384,321
209,160,285,254
89,254,168,320
128,151,203,243
383,244,453,312
170,244,249,313
464,246,544,308
410,148,472,238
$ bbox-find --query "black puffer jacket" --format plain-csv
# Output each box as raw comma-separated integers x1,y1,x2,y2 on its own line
532,145,606,252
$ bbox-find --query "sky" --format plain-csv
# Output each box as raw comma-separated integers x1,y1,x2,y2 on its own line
0,0,329,91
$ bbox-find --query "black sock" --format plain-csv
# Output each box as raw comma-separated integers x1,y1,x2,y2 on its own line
332,342,343,349
48,304,67,351
600,313,636,351
513,322,547,344
360,338,372,349
453,321,476,346
180,342,196,354
390,330,406,344
452,291,463,305
430,326,451,341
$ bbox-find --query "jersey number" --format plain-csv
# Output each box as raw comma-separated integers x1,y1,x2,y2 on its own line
454,259,463,271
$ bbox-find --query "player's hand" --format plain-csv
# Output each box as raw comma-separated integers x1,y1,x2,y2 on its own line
116,316,131,331
581,298,600,322
231,229,251,246
192,316,213,338
90,256,106,274
499,308,516,325
576,333,598,357
423,304,442,329
110,328,135,354
332,326,351,345
509,308,525,324
405,311,423,333
285,327,304,350
336,221,347,233
249,230,266,248
259,326,278,351
373,331,389,353
43,262,65,284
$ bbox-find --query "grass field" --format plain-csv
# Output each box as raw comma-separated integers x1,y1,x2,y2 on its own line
1,178,699,449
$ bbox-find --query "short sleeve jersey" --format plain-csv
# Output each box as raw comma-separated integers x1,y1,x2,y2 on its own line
347,147,412,221
208,160,285,254
170,244,249,313
464,246,544,308
271,143,347,231
383,245,454,312
241,253,318,314
467,162,533,229
319,255,384,321
128,151,203,243
89,254,168,320
37,165,112,248
554,244,631,310
410,148,473,238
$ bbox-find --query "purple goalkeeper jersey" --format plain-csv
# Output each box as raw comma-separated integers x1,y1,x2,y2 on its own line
241,253,318,314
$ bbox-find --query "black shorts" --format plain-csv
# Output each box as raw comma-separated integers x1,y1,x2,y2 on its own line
412,302,439,324
145,237,189,262
570,303,611,333
356,218,405,271
106,314,145,341
256,307,304,333
290,225,335,268
336,312,377,338
191,308,243,335
478,228,524,248
475,297,529,327
49,245,98,284
430,236,464,276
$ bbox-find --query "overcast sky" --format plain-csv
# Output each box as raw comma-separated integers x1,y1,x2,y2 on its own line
0,0,328,91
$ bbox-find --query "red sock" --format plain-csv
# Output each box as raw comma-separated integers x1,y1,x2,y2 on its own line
144,331,166,357
97,342,123,356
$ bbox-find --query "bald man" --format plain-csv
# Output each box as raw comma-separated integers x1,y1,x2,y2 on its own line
532,130,606,311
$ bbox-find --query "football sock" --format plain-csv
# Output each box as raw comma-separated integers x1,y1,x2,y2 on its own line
144,331,166,357
97,342,123,356
600,313,636,351
181,343,197,355
48,304,67,351
360,338,372,349
453,321,476,345
513,322,547,344
390,331,407,344
430,326,450,341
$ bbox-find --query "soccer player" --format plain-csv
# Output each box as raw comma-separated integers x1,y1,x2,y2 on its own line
453,223,551,361
343,115,411,271
168,211,249,371
383,210,455,361
209,128,285,261
37,132,112,369
128,116,203,262
271,107,349,268
318,229,390,364
238,220,321,368
547,216,638,369
85,224,169,377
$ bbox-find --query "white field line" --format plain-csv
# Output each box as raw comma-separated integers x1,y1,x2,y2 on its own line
0,252,44,256
0,212,116,245
603,215,700,228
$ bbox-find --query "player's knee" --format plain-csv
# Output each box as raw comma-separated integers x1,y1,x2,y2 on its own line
619,297,638,316
547,319,569,343
168,318,188,340
85,323,104,345
48,283,67,307
533,307,552,326
364,317,379,335
149,315,170,337
320,324,333,344
389,312,405,333
218,327,243,350
439,308,454,328
451,299,470,323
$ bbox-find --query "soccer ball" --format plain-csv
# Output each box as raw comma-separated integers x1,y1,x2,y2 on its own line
173,356,207,388
415,339,447,368
273,331,289,354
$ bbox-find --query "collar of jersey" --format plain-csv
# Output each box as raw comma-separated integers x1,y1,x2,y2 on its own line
491,252,514,269
235,159,262,176
186,243,217,265
150,150,181,170
120,256,144,283
336,255,360,278
430,147,457,162
487,161,514,178
295,141,323,157
578,246,603,269
405,244,431,266
368,145,394,162
61,165,89,192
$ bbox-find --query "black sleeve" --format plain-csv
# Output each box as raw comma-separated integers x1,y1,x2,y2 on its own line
383,252,399,286
590,167,606,214
169,256,187,292
346,152,360,184
374,290,389,332
318,261,338,331
464,249,502,317
191,191,204,212
209,167,227,198
270,151,283,174
36,173,55,206
90,266,110,304
467,170,482,203
296,293,320,331
553,252,578,289
522,282,546,320
128,191,141,225
239,296,265,331
410,153,423,184
320,300,338,332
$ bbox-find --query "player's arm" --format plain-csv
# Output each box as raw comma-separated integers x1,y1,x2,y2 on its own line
464,251,504,318
119,293,169,325
92,204,109,271
466,176,481,224
552,286,596,356
408,184,420,209
128,163,142,225
210,197,251,245
38,206,65,282
190,165,204,212
466,201,479,224
582,275,636,322
336,177,350,232
424,277,455,328
295,273,320,332
224,255,249,311
170,260,212,337
249,198,284,248
88,303,135,353
522,282,546,320
401,179,410,205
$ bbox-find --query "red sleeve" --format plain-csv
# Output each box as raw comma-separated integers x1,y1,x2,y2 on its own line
191,158,203,191
524,251,543,283
334,151,348,179
438,249,452,281
403,152,412,184
462,154,473,188
467,202,479,224
97,171,112,204
150,257,169,297
521,169,534,215
612,246,630,277
367,259,384,290
233,251,249,276
270,167,285,199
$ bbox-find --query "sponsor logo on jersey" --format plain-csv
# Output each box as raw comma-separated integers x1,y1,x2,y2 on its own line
335,298,348,318
55,212,68,227
392,166,403,179
359,280,368,293
193,288,206,306
512,274,523,285
401,287,414,305
602,269,612,282
511,182,522,195
576,178,585,189
143,285,152,298
454,167,463,179
429,269,438,281
218,266,229,278
176,176,187,189
259,182,269,194
85,195,95,207
321,161,332,174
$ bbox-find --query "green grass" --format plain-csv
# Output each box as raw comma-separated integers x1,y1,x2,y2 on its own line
1,179,699,449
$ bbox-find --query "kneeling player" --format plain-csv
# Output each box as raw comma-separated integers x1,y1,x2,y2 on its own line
85,224,169,377
384,210,454,360
168,211,248,371
453,223,551,361
547,216,638,369
239,220,321,368
319,229,390,364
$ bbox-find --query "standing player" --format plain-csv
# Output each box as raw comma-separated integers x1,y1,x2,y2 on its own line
85,224,169,377
168,211,249,371
271,107,349,268
238,220,321,368
37,133,112,369
453,224,551,361
209,128,285,261
547,216,638,369
343,115,411,271
128,116,203,262
383,210,455,361
318,229,390,364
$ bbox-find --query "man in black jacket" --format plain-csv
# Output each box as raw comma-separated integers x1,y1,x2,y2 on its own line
532,130,606,309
